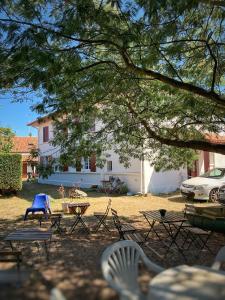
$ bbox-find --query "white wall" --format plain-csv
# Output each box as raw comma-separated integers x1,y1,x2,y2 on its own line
34,119,188,194
38,120,60,158
144,160,187,194
214,153,225,168
39,172,102,187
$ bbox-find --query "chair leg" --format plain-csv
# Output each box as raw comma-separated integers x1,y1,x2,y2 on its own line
95,216,110,233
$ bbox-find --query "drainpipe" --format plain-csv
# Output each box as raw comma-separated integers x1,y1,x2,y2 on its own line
142,159,146,195
140,158,142,194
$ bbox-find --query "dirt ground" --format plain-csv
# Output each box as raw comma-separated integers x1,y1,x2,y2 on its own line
0,182,225,300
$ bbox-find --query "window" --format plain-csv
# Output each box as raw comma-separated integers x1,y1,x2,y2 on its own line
107,161,112,171
43,126,49,142
63,165,68,172
84,158,90,170
200,168,225,179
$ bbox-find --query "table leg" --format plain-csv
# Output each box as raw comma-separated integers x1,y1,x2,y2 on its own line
144,218,163,241
163,221,187,261
44,240,50,261
79,216,90,233
70,216,80,233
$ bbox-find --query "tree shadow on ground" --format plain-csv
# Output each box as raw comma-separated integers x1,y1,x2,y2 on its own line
0,212,224,300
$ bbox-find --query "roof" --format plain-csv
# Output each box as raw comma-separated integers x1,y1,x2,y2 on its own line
12,136,38,153
206,134,225,144
27,116,51,127
27,112,61,127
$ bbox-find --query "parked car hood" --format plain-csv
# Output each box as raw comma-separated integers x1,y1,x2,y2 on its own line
182,176,225,186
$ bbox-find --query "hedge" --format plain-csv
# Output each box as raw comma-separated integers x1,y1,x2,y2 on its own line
0,153,22,193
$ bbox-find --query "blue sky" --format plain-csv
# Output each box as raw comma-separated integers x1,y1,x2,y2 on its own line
0,94,39,136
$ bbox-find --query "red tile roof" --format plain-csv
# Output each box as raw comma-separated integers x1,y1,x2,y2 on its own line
12,136,38,153
206,134,225,144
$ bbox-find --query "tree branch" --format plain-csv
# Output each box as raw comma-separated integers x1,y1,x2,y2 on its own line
126,101,225,154
1,17,225,107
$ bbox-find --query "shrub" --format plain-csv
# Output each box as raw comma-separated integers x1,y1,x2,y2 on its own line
0,153,22,194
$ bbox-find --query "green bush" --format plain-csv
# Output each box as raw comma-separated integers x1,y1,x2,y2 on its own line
0,153,22,194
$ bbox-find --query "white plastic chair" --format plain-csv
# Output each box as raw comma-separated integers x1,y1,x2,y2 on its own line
101,240,164,300
50,288,67,300
211,246,225,270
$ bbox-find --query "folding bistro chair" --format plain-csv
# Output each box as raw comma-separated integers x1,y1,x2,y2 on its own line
180,226,213,258
39,213,64,234
111,209,145,245
93,199,111,232
182,204,213,258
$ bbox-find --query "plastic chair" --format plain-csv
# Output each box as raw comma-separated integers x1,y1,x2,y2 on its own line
211,246,225,270
101,240,164,300
24,194,51,220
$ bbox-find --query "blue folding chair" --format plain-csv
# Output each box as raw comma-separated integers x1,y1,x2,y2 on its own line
24,194,51,220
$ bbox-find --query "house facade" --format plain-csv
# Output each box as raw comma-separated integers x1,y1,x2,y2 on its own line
12,136,38,178
189,135,225,177
28,117,187,194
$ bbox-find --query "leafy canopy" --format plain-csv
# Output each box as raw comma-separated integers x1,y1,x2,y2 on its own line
0,0,225,170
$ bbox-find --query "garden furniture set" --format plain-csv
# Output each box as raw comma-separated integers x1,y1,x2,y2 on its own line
2,192,225,299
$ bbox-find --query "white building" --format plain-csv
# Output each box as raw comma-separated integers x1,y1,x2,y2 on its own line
28,117,187,194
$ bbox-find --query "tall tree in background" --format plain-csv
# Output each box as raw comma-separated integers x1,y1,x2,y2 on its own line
0,127,14,153
0,0,225,169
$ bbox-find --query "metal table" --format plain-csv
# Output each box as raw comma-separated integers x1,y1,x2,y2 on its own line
4,228,52,260
148,265,225,300
140,210,188,260
68,202,90,233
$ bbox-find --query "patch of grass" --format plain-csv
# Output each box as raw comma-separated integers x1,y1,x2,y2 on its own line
0,181,188,220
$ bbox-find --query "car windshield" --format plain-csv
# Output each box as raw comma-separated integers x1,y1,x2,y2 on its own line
200,168,225,179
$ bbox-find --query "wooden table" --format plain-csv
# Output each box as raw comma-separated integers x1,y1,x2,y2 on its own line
4,228,52,260
148,265,225,300
68,202,90,233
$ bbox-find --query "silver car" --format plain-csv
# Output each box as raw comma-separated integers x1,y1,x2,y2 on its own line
180,168,225,202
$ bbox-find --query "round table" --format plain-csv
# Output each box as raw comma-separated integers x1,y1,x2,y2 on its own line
148,265,225,300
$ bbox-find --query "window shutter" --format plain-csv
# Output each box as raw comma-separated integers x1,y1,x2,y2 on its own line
43,126,49,142
90,154,96,172
63,165,68,172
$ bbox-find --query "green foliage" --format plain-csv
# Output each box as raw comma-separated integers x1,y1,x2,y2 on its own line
0,127,15,153
37,162,55,179
0,153,22,193
0,1,225,170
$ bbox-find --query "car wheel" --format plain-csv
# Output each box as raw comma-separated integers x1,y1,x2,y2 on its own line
209,188,219,202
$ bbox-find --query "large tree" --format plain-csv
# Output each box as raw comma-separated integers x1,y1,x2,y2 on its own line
0,0,225,169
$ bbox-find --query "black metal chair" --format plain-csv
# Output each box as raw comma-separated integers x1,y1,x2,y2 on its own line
94,199,112,232
181,204,213,258
110,208,145,244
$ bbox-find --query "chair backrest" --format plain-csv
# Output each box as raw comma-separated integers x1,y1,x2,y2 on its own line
32,194,49,209
211,246,225,270
111,208,125,240
184,204,196,216
105,199,112,216
111,208,122,229
101,240,163,300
